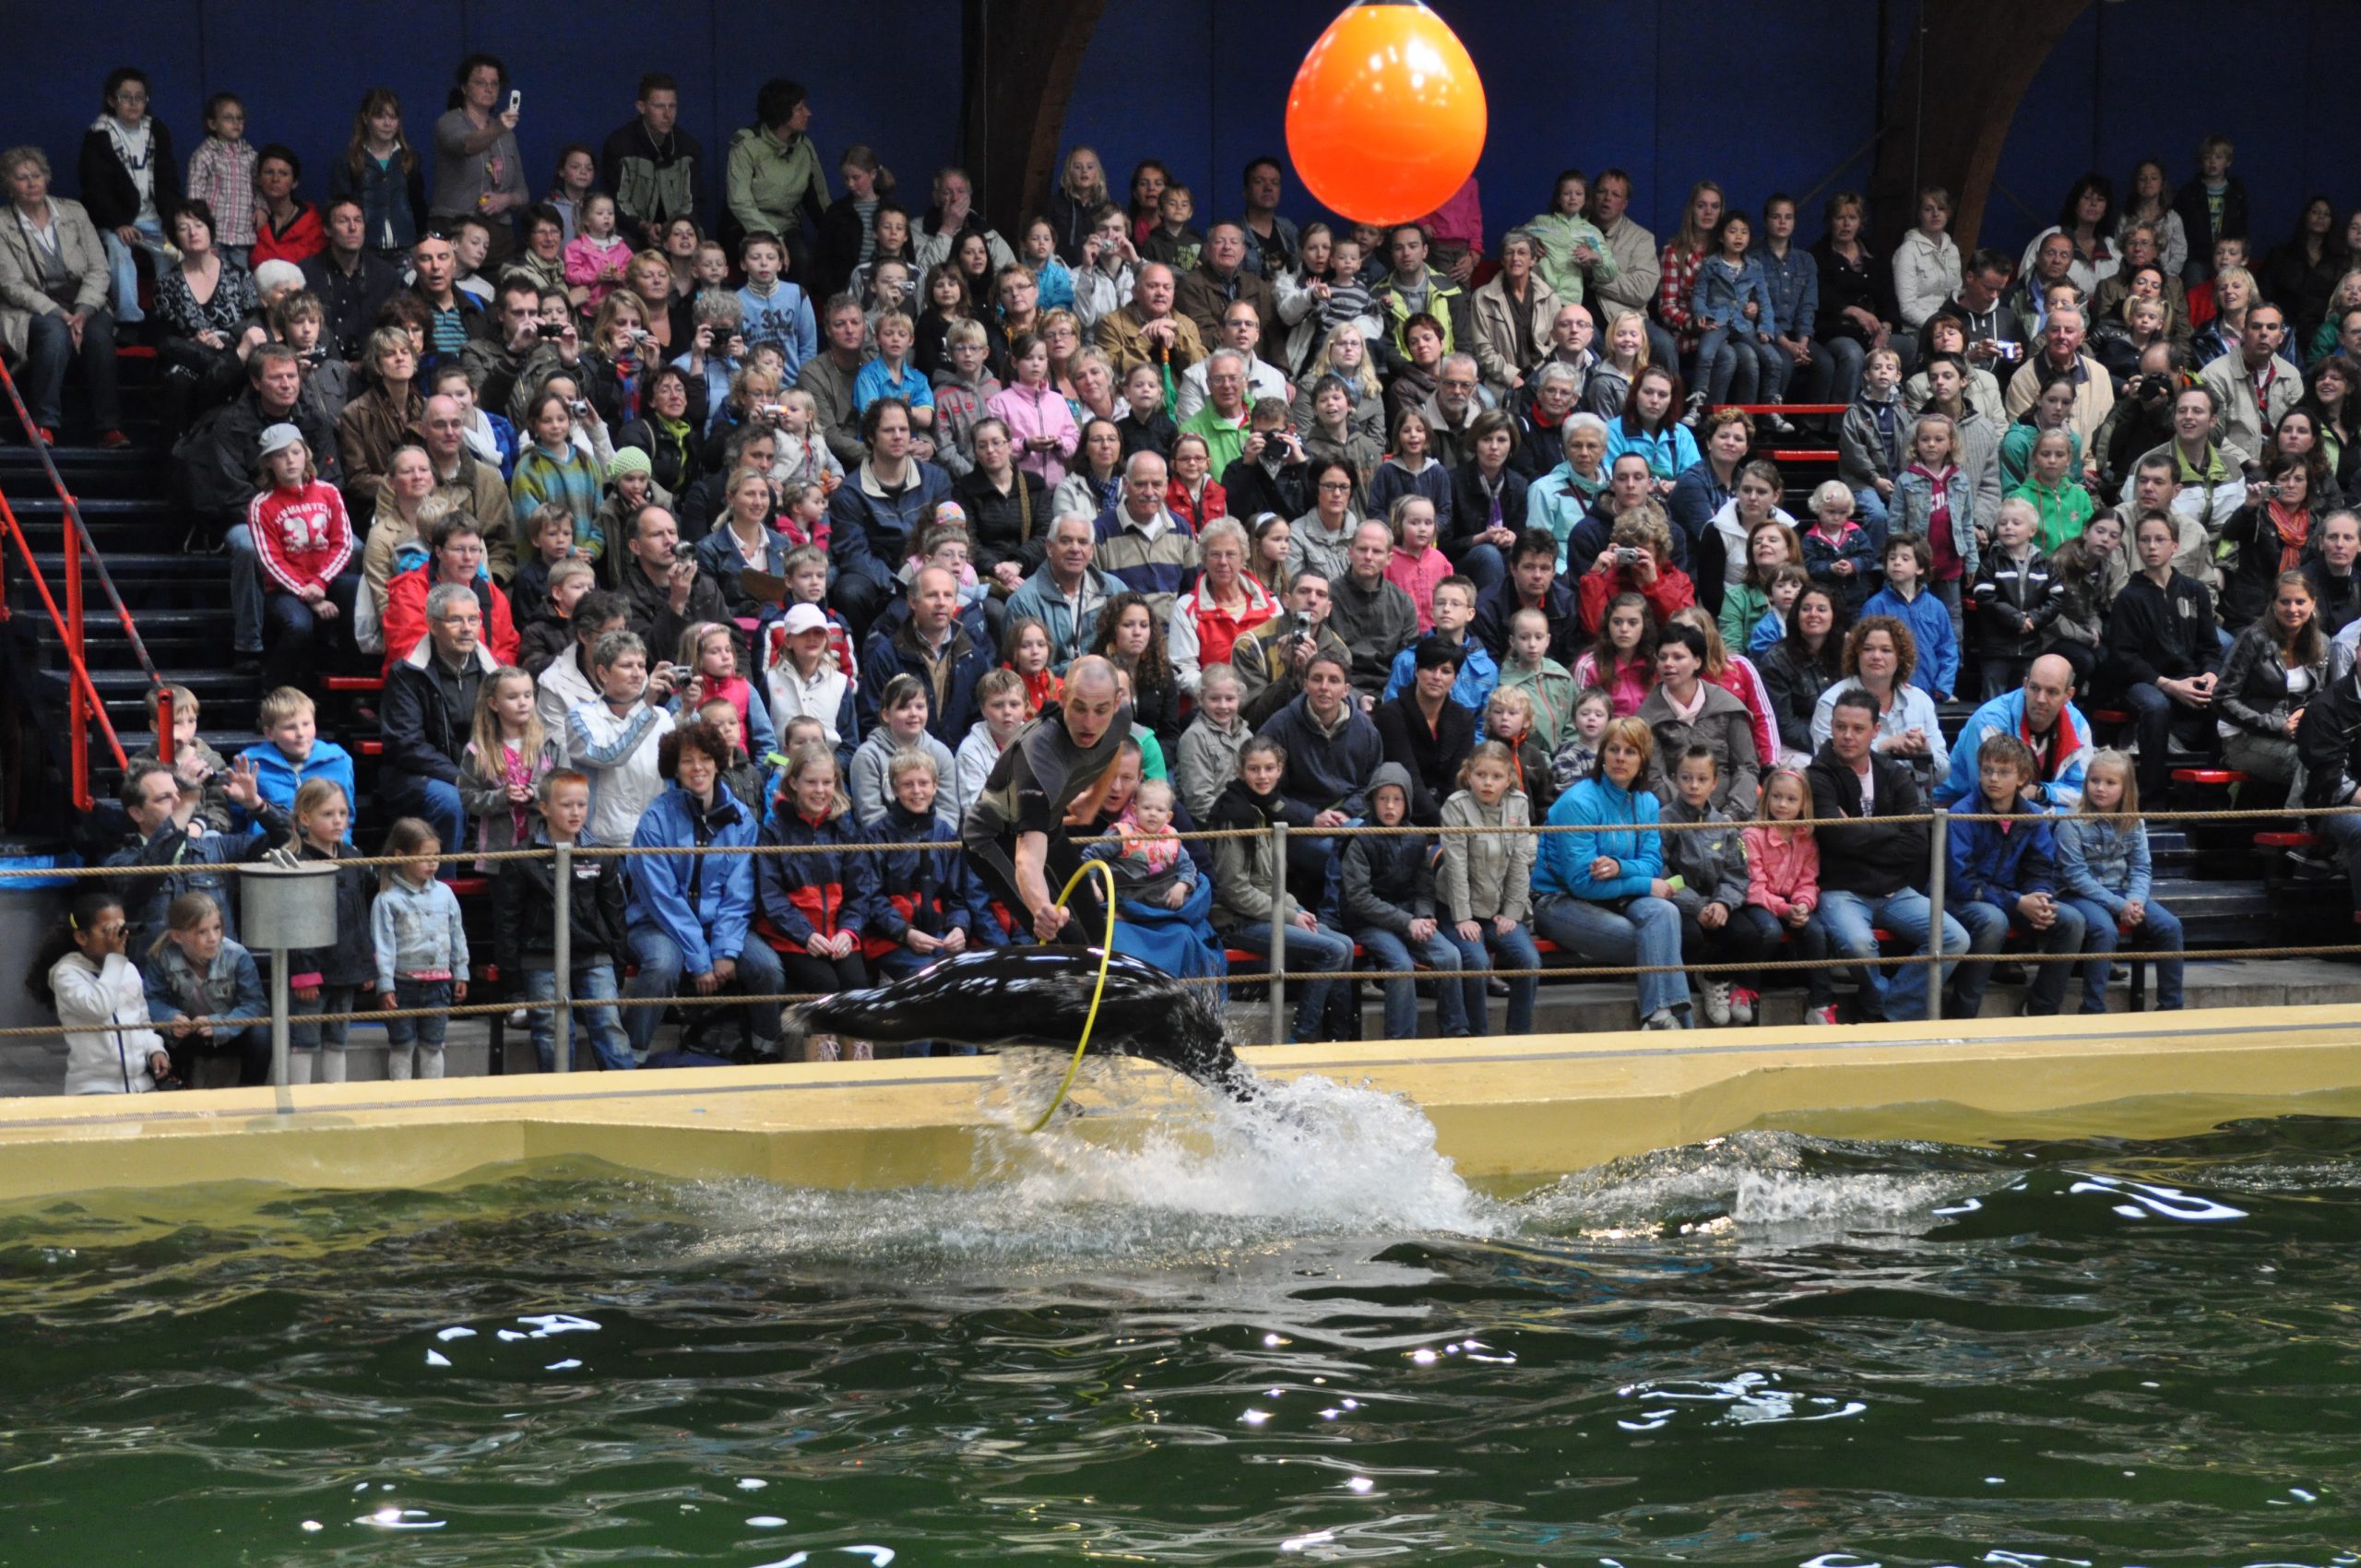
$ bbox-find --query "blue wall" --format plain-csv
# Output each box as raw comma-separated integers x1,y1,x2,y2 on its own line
5,1,2354,265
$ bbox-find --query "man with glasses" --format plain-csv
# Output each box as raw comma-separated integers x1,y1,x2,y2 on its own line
1175,301,1288,420
381,582,500,858
415,394,516,580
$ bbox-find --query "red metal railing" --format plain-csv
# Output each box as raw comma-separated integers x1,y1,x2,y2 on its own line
0,357,164,808
0,482,127,809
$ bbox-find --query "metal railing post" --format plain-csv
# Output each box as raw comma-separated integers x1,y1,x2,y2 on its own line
552,842,573,1073
1268,819,1288,1044
268,944,291,1094
64,522,86,810
1926,808,1949,1023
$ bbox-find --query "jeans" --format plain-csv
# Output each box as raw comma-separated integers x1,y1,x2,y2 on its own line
264,573,361,694
1642,317,1679,383
2328,809,2361,913
1445,920,1539,1035
289,981,355,1052
378,770,466,872
623,925,787,1058
1852,484,1892,537
1950,898,2087,1017
1737,903,1833,1005
1821,335,1868,408
2061,896,2185,1012
2124,681,2218,802
1815,886,1968,1021
523,963,635,1071
383,977,454,1078
226,524,264,651
1693,326,1754,407
1228,917,1354,1040
102,219,164,323
1355,925,1467,1038
1534,892,1687,1021
19,306,121,432
1455,540,1507,595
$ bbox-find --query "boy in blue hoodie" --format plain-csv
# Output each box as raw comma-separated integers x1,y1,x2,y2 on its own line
1945,733,2087,1018
237,687,358,843
1861,534,1959,701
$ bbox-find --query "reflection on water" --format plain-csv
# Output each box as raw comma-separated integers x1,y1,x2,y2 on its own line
4,1078,2361,1566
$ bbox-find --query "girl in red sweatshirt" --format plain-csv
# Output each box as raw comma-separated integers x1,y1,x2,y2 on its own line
249,422,357,694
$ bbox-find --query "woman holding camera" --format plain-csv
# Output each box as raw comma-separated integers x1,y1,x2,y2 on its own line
2219,454,2331,633
1576,512,1694,635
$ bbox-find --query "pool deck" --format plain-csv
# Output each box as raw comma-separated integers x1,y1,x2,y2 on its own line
3,1005,2360,1201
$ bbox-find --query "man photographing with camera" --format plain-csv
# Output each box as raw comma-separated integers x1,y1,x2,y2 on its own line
1233,568,1353,725
619,504,728,655
462,275,571,416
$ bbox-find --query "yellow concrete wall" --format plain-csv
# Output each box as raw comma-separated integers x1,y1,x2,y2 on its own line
2,1007,2358,1203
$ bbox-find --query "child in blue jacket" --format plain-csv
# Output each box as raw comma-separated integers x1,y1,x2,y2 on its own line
1944,734,2088,1018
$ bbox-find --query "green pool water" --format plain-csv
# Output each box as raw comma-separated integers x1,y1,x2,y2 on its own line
4,1075,2361,1566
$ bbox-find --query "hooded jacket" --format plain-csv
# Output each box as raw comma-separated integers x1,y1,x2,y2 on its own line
1339,763,1439,937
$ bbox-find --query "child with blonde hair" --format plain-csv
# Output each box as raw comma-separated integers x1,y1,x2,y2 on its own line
2055,747,2184,1014
371,817,469,1081
1739,766,1834,1024
1439,741,1540,1035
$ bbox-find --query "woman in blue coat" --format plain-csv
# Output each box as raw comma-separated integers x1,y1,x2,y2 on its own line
1532,715,1691,1029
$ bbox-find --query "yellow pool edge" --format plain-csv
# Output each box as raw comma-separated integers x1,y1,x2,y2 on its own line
3,1004,2358,1201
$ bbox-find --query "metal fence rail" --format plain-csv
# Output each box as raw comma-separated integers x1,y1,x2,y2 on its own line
14,800,2357,1088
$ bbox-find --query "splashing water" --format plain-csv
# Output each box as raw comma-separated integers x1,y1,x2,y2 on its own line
683,1058,1499,1274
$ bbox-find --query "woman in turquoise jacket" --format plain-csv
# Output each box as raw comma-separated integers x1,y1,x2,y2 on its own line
1532,715,1692,1028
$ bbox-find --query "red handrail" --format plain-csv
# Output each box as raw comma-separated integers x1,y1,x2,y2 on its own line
0,484,128,810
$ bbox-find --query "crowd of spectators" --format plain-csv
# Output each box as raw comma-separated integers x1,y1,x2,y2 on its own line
13,63,2361,1086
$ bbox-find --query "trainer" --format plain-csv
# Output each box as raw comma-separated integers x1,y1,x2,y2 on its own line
962,654,1132,944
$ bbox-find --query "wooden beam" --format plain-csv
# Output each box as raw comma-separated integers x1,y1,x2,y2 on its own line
963,0,1109,239
1869,0,2094,257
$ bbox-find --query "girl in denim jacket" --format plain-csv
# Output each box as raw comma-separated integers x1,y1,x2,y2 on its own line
371,817,469,1081
1691,213,1788,414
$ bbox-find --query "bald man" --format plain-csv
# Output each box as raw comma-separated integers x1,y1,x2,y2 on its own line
963,654,1133,944
1935,653,2094,814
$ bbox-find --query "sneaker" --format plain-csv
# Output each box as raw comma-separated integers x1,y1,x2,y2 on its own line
1679,391,1707,428
97,429,132,448
1728,987,1758,1024
1701,980,1733,1026
1762,410,1796,435
507,1007,529,1028
1807,1004,1842,1026
32,427,56,446
1642,1007,1680,1030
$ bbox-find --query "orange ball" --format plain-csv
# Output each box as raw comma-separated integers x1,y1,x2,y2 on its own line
1285,1,1488,227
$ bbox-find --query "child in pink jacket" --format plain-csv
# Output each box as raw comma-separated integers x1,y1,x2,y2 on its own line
562,193,635,314
1740,766,1835,1024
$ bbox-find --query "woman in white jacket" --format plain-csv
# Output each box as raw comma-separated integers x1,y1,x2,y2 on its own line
31,891,170,1095
1892,187,1964,331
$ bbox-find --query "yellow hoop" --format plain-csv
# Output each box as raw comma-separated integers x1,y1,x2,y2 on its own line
1024,859,1120,1134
